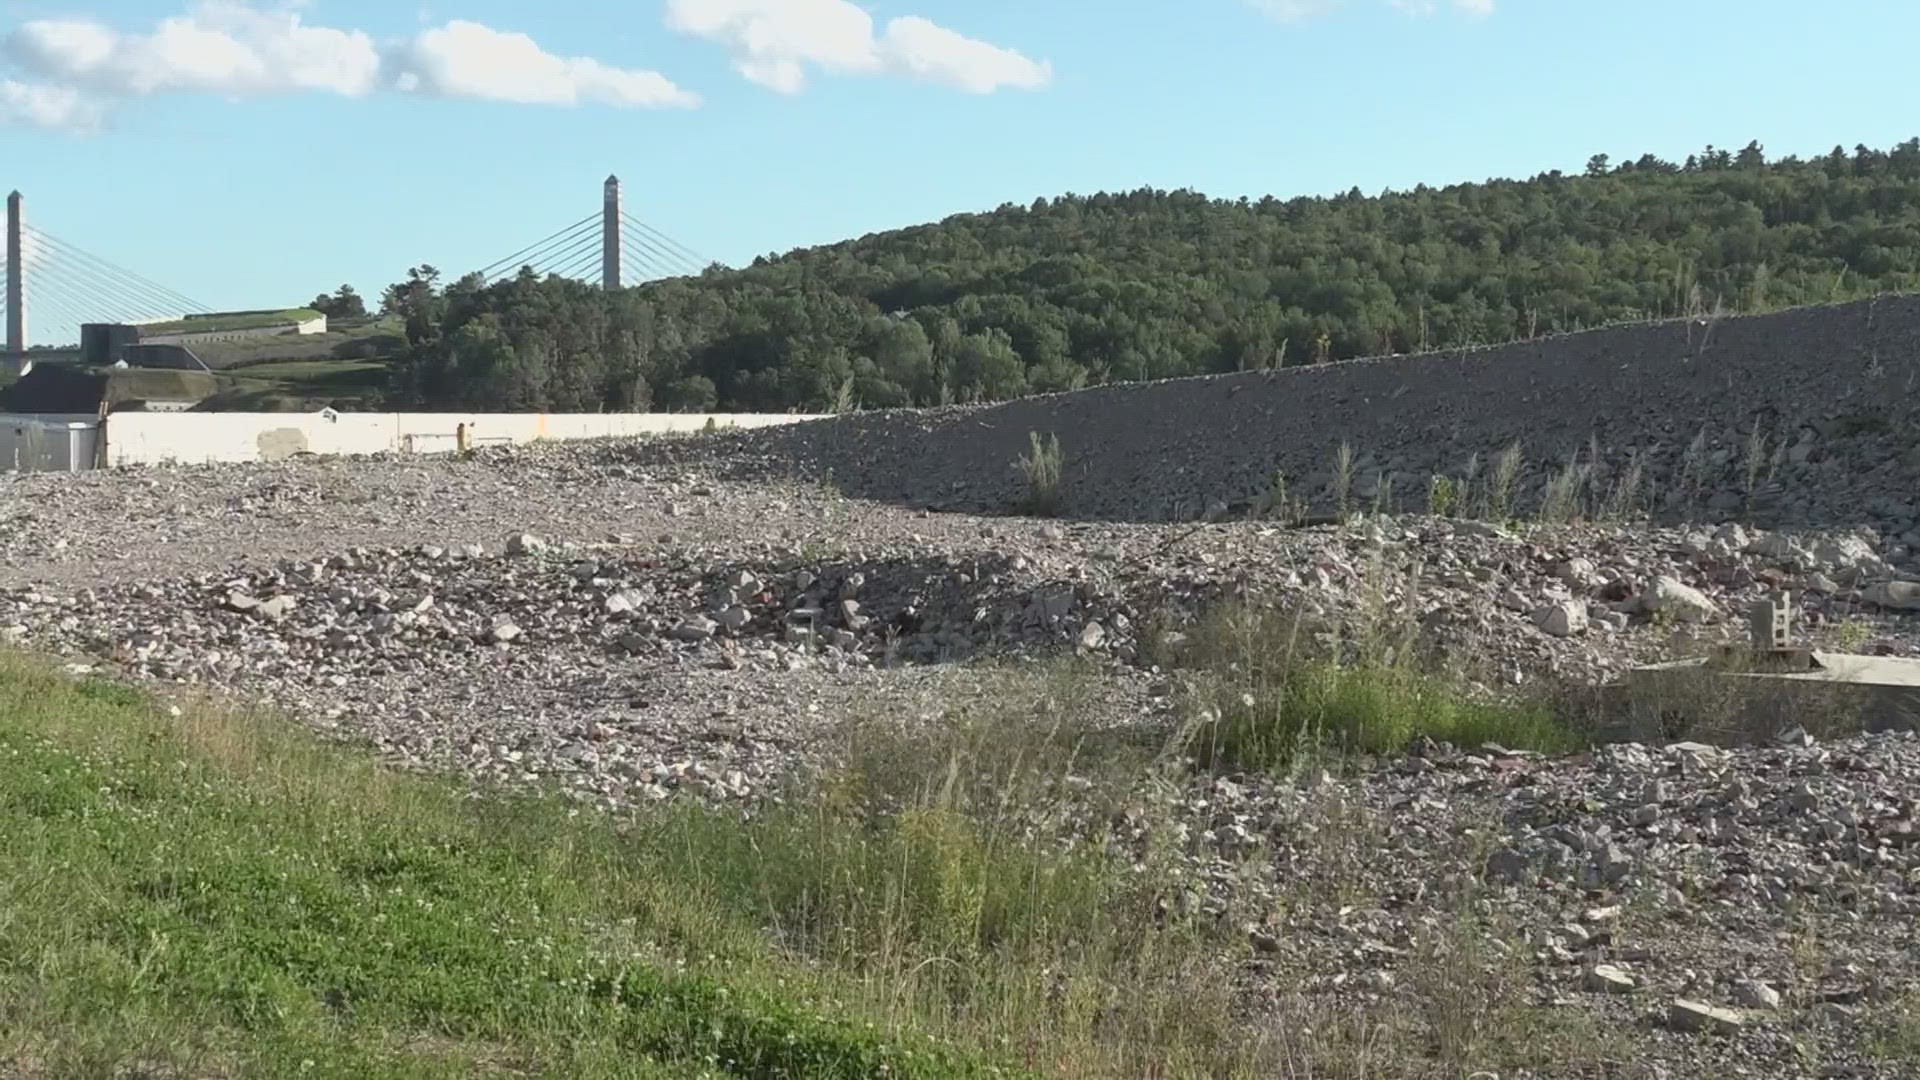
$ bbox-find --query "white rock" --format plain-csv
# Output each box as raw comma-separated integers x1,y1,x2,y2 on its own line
1583,964,1636,994
1533,599,1589,638
1640,576,1718,623
1556,557,1601,589
670,617,717,642
506,533,549,556
1668,998,1745,1035
1733,979,1782,1010
254,596,298,620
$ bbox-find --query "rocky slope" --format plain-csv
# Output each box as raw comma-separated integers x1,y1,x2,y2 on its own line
633,296,1920,536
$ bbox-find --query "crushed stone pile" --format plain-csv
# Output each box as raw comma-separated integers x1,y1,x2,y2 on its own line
619,296,1920,537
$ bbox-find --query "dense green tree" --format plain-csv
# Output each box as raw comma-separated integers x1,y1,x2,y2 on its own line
309,284,367,321
391,139,1920,412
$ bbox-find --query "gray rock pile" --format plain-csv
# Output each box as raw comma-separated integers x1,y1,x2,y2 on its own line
1105,726,1920,1078
617,295,1920,537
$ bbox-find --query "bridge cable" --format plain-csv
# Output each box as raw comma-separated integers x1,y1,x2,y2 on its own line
27,253,182,323
619,211,715,271
620,219,709,277
485,225,603,284
475,213,600,280
550,248,603,284
23,225,208,314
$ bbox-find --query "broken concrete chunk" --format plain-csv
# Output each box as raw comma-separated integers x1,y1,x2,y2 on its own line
1533,598,1589,638
1668,998,1745,1035
1640,576,1718,623
505,533,549,556
1583,964,1636,994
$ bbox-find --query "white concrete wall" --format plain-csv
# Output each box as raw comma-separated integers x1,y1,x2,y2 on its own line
100,412,826,467
1,415,101,472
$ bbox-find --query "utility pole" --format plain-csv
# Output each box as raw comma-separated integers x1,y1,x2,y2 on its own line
602,175,622,292
5,190,24,377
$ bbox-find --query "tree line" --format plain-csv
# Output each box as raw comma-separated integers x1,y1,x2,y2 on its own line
376,138,1920,413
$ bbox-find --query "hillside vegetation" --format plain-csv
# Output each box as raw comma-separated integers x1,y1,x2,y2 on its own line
383,139,1920,414
140,308,325,336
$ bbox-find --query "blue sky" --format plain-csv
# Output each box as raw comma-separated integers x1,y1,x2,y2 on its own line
3,0,1919,342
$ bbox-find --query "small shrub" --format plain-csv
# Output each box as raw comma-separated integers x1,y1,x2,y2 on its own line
1743,414,1771,499
831,373,857,415
1190,661,1575,773
1602,449,1643,521
1539,462,1579,524
1677,426,1710,506
1371,471,1395,517
1333,442,1355,514
1172,603,1577,774
1257,469,1294,523
1457,452,1480,519
1427,474,1459,518
1013,431,1064,515
1485,443,1523,520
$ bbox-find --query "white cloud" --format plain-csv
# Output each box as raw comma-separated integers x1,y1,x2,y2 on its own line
1257,0,1494,20
1389,0,1497,15
1251,0,1348,22
393,21,698,107
665,0,1051,95
1,79,107,132
1,2,696,133
880,17,1052,94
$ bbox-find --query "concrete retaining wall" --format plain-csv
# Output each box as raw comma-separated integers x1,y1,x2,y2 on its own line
98,412,825,467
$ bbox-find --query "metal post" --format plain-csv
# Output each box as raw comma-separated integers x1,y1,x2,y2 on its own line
602,175,622,292
5,190,24,377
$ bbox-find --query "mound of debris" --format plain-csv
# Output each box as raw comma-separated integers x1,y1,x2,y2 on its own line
4,508,1917,814
1105,726,1920,1078
615,296,1920,536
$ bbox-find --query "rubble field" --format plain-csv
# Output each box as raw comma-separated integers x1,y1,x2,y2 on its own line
3,299,1919,1077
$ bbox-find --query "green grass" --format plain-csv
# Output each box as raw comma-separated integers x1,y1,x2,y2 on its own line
227,359,391,389
0,655,1281,1078
1168,602,1582,774
1190,660,1578,771
0,656,1022,1078
1012,432,1064,516
193,360,394,412
141,309,325,335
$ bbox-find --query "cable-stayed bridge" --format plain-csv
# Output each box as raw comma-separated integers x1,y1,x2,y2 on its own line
2,176,712,376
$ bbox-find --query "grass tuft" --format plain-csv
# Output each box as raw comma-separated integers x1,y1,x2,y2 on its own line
1166,603,1579,775
1013,432,1064,516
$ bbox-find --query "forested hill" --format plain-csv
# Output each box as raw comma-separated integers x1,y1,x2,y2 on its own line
392,140,1920,413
